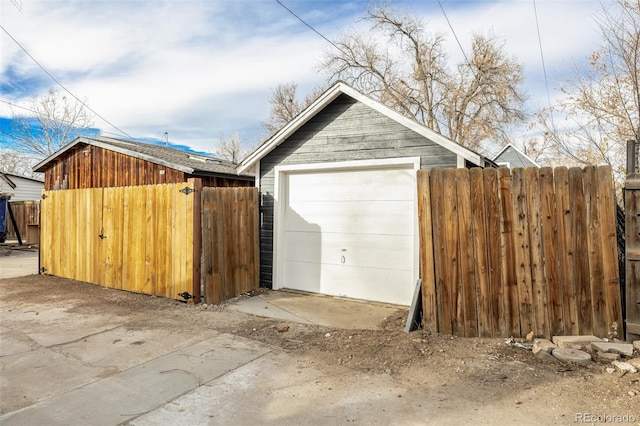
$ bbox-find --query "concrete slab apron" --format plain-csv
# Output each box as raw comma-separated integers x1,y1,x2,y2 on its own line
230,291,404,330
0,334,270,426
0,250,39,279
229,294,312,324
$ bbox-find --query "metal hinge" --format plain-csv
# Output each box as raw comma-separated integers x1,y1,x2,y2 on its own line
178,292,193,301
179,187,195,195
41,194,48,199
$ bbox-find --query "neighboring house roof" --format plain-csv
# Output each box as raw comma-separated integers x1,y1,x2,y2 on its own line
1,173,44,184
34,136,253,179
492,143,540,168
238,81,491,173
0,172,45,201
0,173,17,189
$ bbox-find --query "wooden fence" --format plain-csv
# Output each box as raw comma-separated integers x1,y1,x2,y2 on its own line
419,166,623,339
625,173,640,340
5,200,40,242
40,180,200,301
202,187,260,304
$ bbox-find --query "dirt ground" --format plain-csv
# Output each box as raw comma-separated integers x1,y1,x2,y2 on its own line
2,274,639,421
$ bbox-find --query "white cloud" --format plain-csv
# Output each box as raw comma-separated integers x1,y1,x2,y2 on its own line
0,0,609,153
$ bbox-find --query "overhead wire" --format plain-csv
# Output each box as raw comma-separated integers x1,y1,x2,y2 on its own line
0,24,134,139
9,0,22,13
533,0,554,116
436,0,471,66
274,0,452,132
0,98,126,139
274,0,350,57
436,0,505,156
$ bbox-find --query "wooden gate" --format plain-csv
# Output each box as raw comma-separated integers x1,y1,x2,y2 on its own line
40,180,200,301
5,200,40,242
201,187,260,304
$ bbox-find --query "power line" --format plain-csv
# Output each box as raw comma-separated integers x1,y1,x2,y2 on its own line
9,0,22,13
274,0,349,57
274,0,453,136
533,0,554,115
0,98,126,139
436,0,471,66
0,98,33,113
0,25,133,139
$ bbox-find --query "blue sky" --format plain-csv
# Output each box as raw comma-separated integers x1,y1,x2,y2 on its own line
0,0,605,156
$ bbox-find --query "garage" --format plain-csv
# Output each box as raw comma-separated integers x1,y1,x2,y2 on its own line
238,82,490,306
274,159,419,306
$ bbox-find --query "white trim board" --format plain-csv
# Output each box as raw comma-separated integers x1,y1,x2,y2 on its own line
238,81,487,174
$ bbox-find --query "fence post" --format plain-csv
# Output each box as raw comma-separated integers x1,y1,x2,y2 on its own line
628,139,639,174
190,178,203,304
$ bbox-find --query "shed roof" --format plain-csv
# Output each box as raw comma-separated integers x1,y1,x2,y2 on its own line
34,136,252,179
0,173,16,189
238,81,490,173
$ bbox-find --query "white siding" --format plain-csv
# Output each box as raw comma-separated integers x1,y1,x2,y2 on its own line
0,175,44,201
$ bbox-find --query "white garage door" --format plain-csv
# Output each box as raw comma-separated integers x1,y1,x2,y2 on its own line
276,162,417,306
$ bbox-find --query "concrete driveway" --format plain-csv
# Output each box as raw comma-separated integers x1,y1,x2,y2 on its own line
2,254,617,425
0,258,427,426
0,248,39,279
0,277,460,426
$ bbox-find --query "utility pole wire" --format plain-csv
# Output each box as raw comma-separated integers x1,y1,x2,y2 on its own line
274,0,350,57
436,0,471,66
10,0,22,13
0,25,133,139
533,0,554,115
0,99,125,140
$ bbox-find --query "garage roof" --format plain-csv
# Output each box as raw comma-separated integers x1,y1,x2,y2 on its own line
238,81,489,173
34,136,253,179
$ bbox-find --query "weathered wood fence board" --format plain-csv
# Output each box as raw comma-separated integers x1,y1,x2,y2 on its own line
5,200,40,241
419,166,622,339
40,181,198,301
202,187,260,304
625,173,640,340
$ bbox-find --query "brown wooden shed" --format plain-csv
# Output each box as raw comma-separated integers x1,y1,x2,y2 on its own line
34,136,253,190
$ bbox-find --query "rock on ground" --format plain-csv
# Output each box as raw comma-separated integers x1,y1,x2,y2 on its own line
590,342,634,357
532,338,556,355
552,348,592,365
552,335,602,349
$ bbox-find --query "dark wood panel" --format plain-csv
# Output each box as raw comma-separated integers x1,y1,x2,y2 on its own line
570,167,592,334
201,187,260,304
456,168,477,337
42,143,248,190
540,167,563,336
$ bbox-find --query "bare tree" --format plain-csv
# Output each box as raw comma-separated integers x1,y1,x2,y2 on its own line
5,88,93,158
322,5,526,151
262,83,326,136
263,83,302,135
0,149,40,178
214,133,247,164
537,0,639,185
